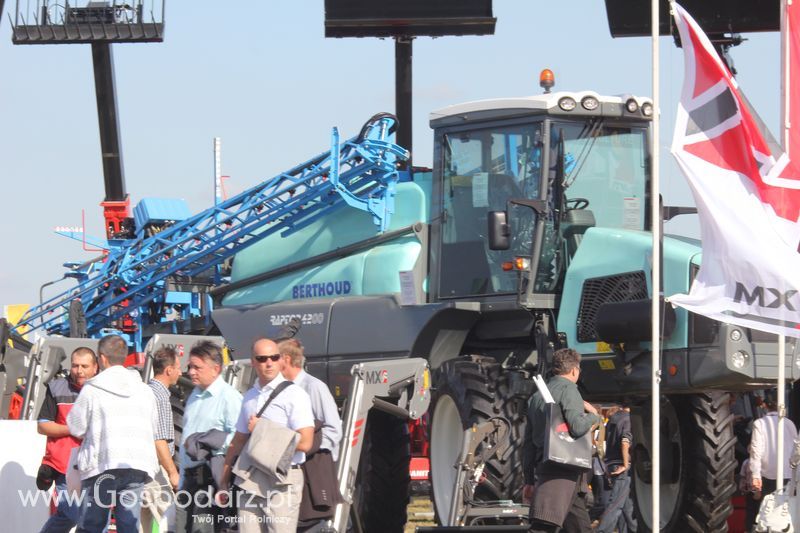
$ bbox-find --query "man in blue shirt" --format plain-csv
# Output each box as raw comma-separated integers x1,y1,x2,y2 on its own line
175,340,242,533
278,338,342,461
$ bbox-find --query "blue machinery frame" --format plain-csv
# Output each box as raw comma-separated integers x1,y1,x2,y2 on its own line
16,115,408,348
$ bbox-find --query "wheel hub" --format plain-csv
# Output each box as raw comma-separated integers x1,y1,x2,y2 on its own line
631,398,683,531
430,393,465,525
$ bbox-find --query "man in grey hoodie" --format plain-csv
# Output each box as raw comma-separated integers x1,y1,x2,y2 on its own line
67,334,159,533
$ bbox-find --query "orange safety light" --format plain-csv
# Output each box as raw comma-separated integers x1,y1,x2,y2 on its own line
540,69,555,93
668,364,679,376
501,261,514,271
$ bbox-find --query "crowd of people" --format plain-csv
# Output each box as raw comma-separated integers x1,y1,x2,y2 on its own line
35,334,342,533
35,337,800,533
522,348,800,533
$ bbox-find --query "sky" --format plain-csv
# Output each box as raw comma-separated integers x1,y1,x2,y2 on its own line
0,1,782,314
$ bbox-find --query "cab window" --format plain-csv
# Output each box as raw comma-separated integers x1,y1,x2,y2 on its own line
440,123,543,297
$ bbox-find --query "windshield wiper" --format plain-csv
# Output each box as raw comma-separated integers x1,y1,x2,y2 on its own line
563,118,604,188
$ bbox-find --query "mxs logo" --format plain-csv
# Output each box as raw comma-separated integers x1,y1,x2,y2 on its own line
734,282,798,310
163,343,185,356
366,369,389,385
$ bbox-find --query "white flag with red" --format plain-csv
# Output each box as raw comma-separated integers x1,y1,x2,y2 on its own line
669,2,800,337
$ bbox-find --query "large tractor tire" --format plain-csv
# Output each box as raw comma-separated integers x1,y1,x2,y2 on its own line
354,408,411,533
429,355,529,525
631,392,737,532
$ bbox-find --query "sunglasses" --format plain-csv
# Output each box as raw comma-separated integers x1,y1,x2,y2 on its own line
254,354,282,363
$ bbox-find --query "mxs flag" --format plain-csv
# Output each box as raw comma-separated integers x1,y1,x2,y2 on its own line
669,3,800,337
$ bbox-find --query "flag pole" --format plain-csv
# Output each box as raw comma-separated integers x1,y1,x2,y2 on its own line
776,0,790,496
782,0,791,152
652,0,663,527
778,338,786,496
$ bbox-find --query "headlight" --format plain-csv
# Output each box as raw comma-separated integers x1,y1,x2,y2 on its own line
625,98,639,113
641,102,653,117
730,350,749,369
559,97,577,111
581,96,599,111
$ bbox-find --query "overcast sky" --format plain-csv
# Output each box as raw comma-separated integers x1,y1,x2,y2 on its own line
0,1,781,314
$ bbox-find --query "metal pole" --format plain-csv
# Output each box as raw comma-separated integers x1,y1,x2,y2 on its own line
776,0,791,495
91,42,126,202
783,0,791,152
778,338,786,493
213,137,222,284
651,0,662,528
395,37,413,170
214,137,222,207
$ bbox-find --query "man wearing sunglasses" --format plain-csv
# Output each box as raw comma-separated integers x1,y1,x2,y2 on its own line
219,337,314,532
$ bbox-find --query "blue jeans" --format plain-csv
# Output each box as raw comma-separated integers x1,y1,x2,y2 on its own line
597,472,637,533
77,468,148,533
40,473,81,533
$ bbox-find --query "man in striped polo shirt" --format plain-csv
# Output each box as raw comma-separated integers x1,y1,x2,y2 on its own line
36,346,98,533
141,346,183,531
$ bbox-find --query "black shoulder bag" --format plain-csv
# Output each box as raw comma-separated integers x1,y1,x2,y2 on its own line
533,374,592,471
254,380,294,419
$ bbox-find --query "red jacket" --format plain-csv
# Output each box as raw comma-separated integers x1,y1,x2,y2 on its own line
39,378,82,474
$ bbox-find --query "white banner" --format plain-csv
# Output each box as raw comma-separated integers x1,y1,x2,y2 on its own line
669,3,800,338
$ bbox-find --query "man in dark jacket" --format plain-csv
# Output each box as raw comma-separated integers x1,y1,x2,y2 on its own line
523,348,601,533
596,403,636,533
37,346,98,533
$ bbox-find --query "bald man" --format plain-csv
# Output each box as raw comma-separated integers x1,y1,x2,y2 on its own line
220,337,314,533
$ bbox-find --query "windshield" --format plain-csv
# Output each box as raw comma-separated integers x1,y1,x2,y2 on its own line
439,122,542,297
556,121,648,231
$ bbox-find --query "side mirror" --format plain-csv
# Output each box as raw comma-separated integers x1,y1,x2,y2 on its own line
488,211,510,250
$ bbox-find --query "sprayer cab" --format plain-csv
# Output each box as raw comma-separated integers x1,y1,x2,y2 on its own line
429,89,653,307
